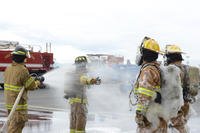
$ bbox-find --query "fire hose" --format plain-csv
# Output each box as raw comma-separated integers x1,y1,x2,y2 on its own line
0,87,25,133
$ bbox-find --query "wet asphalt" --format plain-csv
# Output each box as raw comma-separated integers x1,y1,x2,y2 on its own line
1,86,200,133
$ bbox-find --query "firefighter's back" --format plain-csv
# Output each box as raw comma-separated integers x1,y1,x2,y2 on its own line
4,62,29,109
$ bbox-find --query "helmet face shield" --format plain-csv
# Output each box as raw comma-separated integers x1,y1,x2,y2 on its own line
75,62,87,68
75,62,87,73
135,46,143,66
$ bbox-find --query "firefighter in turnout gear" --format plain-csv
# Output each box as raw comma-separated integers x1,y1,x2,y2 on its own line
134,37,168,133
3,46,41,133
165,45,198,133
64,56,101,133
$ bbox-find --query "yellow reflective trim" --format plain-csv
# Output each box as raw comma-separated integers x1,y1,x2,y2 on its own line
13,51,26,55
135,87,160,97
75,130,85,133
134,88,139,94
25,77,35,88
136,103,147,112
4,84,22,89
4,84,22,92
134,86,160,95
6,104,28,110
155,86,160,89
69,98,87,104
4,88,20,92
70,129,75,133
154,86,161,93
137,87,155,97
133,86,160,94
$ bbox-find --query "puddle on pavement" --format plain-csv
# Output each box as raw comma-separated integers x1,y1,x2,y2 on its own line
0,108,135,133
0,109,54,131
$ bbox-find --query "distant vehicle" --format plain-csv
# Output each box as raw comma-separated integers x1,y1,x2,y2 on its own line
111,64,140,92
87,54,124,66
87,54,139,92
0,41,54,89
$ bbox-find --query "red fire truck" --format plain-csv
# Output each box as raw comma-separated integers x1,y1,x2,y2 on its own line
0,41,54,89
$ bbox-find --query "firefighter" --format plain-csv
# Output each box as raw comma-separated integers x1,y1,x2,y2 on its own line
64,56,101,133
165,45,198,133
134,37,167,133
4,46,41,133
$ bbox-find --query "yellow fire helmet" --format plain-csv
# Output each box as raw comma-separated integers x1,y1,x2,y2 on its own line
11,45,30,58
165,45,184,54
75,56,88,64
142,38,161,53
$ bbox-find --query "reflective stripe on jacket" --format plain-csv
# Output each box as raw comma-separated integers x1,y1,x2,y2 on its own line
69,98,88,104
70,129,85,133
4,84,23,92
134,86,160,97
6,104,28,110
75,130,85,133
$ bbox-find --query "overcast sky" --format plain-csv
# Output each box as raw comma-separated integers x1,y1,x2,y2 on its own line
0,0,199,66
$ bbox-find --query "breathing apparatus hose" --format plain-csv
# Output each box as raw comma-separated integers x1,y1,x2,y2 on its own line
128,81,137,111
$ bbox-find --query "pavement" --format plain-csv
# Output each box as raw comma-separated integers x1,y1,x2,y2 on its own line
0,85,135,133
1,86,200,133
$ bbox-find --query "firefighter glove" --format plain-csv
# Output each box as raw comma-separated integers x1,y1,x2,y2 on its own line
154,92,161,104
90,77,101,85
35,80,41,89
35,76,45,82
95,77,101,85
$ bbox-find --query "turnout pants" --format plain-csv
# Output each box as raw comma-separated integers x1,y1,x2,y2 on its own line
136,114,168,133
170,102,190,133
7,110,28,133
70,102,87,133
